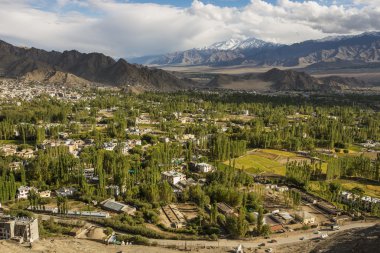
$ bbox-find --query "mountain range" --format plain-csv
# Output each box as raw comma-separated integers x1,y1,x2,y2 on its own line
130,32,380,67
0,40,192,91
0,38,373,92
200,37,281,51
207,68,366,92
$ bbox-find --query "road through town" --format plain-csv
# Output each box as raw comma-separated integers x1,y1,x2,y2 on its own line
148,221,379,249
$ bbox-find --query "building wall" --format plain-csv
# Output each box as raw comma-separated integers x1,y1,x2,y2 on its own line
0,221,15,239
29,219,39,242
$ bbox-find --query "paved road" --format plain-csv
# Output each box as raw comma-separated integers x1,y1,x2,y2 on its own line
148,221,379,249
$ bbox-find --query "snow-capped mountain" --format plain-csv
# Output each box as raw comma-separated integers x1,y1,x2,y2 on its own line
129,31,380,67
129,37,283,65
204,38,242,50
202,37,281,50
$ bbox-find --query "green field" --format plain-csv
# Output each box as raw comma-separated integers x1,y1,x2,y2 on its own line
309,179,380,199
0,140,23,145
337,179,380,199
225,149,331,175
226,153,286,175
260,149,297,157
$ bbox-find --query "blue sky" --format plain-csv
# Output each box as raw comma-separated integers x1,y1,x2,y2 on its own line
0,0,377,57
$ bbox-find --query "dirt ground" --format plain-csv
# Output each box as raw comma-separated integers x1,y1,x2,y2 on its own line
176,203,199,220
1,224,379,253
159,203,199,228
0,238,233,253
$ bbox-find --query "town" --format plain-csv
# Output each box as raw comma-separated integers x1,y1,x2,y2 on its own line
0,82,379,253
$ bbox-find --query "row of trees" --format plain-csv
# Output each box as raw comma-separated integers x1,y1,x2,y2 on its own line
327,155,380,182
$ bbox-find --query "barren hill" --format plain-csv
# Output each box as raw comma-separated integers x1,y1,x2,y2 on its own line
0,40,193,90
207,68,366,91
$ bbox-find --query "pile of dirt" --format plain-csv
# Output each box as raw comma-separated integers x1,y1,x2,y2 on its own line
310,224,380,253
86,227,107,240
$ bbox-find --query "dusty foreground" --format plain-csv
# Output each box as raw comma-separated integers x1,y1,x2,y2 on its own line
0,239,230,253
274,224,380,253
0,239,184,253
1,223,379,253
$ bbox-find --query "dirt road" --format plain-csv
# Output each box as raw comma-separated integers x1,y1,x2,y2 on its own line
148,221,379,249
0,222,378,253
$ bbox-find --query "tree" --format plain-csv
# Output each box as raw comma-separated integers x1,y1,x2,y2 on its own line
57,196,68,214
260,224,271,236
160,181,174,204
210,203,219,225
256,207,264,234
28,189,40,210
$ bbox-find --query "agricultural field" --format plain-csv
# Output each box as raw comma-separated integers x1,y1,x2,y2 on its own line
225,149,301,175
227,153,285,175
337,179,380,199
226,149,329,175
309,179,380,199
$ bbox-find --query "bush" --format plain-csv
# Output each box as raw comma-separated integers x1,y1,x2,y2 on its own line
209,234,218,241
105,227,113,235
90,218,165,239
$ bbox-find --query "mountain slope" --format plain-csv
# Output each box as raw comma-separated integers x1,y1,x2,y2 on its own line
207,68,365,91
131,32,380,67
0,40,192,90
129,36,282,66
202,37,281,51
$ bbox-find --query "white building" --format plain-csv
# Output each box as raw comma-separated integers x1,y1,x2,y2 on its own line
83,168,95,180
56,187,76,197
161,171,186,185
103,142,117,151
17,186,38,200
160,137,170,143
39,190,51,198
195,163,214,173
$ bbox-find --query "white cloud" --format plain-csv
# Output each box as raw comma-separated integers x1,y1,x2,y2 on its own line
0,0,379,57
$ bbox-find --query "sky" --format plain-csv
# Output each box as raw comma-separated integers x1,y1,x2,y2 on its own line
0,0,379,58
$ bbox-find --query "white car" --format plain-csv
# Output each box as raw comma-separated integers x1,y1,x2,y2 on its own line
320,234,329,239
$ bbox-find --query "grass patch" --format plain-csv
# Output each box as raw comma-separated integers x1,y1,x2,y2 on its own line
260,149,297,157
320,162,328,173
348,144,362,152
336,179,380,199
0,140,34,145
227,154,286,175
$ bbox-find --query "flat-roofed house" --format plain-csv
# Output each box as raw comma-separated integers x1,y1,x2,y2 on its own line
55,187,76,197
17,186,38,200
0,217,39,243
39,190,51,198
100,198,136,215
295,211,316,225
161,171,186,186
